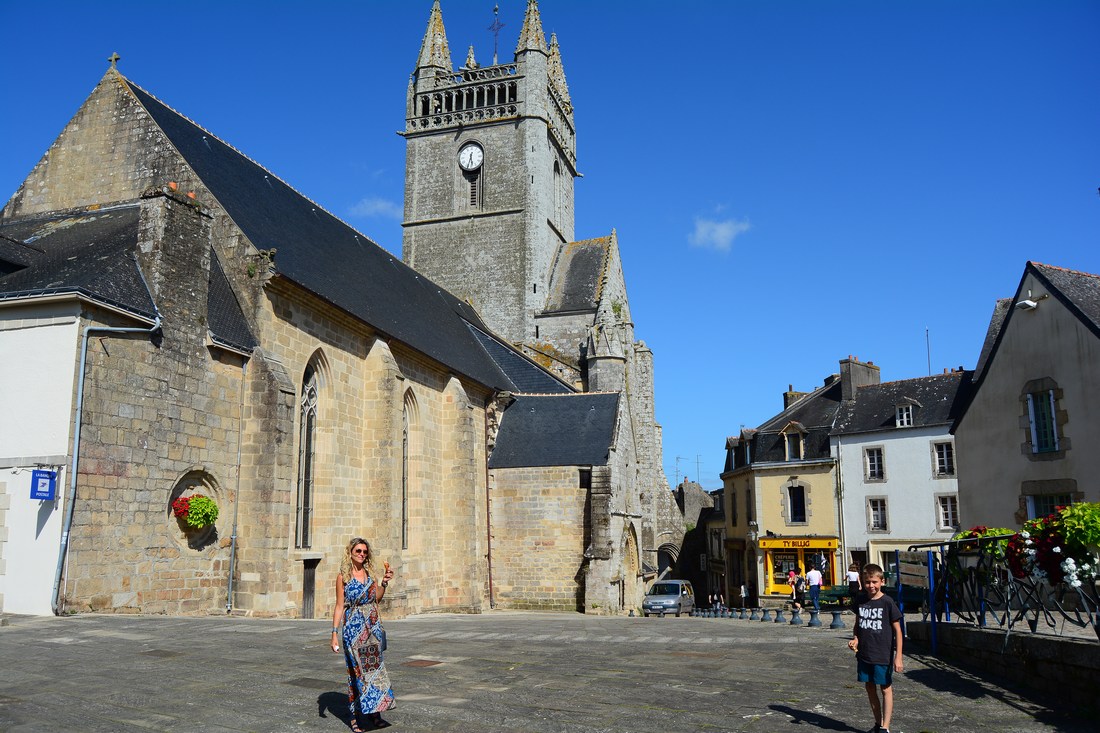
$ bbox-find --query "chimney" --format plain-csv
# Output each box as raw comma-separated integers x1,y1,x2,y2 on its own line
783,383,809,409
840,356,881,401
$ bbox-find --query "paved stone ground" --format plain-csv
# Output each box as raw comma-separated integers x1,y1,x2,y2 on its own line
0,611,1092,733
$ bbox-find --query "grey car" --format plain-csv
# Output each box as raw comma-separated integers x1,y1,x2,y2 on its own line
642,579,695,617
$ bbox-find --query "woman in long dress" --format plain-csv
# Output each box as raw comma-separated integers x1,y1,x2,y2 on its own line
331,537,396,731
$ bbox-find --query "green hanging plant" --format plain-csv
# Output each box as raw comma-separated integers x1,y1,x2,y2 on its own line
172,494,220,528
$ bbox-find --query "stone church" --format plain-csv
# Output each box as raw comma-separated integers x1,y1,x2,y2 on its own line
0,0,681,618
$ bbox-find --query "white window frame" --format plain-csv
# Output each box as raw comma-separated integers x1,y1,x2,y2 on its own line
895,404,913,427
783,431,803,461
933,441,956,477
864,446,885,481
935,494,960,531
868,497,888,532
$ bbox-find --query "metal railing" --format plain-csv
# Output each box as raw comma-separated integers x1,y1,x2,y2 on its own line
898,536,1100,650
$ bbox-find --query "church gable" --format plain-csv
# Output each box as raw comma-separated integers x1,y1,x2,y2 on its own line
543,236,611,314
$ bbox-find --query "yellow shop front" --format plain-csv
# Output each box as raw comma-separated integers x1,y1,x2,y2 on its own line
758,537,839,596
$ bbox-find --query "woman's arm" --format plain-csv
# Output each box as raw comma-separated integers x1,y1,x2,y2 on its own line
331,574,345,652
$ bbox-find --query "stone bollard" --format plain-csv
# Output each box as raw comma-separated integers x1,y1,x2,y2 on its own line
829,610,845,629
808,610,822,627
629,609,635,617
790,609,804,625
774,609,786,623
739,608,748,620
749,608,760,621
761,608,772,622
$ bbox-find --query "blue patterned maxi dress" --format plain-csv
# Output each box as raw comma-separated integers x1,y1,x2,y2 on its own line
341,576,395,716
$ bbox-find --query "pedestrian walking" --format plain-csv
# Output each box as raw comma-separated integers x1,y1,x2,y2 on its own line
847,563,903,733
846,562,863,609
331,537,396,731
790,566,806,610
805,564,823,612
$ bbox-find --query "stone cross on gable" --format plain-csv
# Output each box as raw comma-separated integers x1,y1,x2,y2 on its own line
108,52,120,69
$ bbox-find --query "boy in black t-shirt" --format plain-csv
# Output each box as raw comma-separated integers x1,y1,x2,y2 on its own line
846,563,903,733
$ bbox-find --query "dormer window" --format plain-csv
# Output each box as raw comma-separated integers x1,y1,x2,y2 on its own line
895,404,913,427
780,422,806,461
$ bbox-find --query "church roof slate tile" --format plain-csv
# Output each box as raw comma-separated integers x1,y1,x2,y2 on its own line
489,392,619,468
207,250,258,353
125,78,513,390
466,323,572,394
543,236,610,314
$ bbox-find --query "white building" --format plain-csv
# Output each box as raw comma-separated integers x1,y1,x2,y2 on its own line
831,371,970,572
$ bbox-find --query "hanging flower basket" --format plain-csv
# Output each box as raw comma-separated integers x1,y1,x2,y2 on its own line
172,494,220,529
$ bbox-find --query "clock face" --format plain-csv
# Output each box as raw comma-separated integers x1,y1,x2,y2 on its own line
458,143,484,171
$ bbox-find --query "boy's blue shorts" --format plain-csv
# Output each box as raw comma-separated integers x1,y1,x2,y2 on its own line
856,659,893,686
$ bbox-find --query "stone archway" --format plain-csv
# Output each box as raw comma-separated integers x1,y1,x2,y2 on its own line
656,542,680,578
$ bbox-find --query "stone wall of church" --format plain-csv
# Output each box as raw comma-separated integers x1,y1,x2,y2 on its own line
61,197,246,615
488,465,586,611
250,285,492,619
4,74,193,219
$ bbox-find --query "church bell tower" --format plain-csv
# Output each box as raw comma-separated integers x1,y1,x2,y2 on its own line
401,0,577,345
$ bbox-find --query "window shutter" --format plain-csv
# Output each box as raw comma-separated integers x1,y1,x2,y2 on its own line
1048,389,1060,450
1026,393,1038,453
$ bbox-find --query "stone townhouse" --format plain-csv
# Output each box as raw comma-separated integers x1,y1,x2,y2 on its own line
831,369,971,572
953,262,1100,528
0,1,681,617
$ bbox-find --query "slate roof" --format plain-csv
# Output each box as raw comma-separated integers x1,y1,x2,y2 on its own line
543,237,610,313
1031,262,1100,337
831,371,972,436
207,250,258,353
0,204,156,319
489,393,619,468
742,376,843,464
973,298,1011,381
125,78,513,390
466,324,572,394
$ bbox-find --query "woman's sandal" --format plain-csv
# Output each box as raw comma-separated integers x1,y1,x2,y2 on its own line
349,720,365,733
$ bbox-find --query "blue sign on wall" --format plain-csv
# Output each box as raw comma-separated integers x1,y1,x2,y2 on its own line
31,470,57,501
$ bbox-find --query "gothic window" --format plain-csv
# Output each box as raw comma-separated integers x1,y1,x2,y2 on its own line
402,389,419,550
296,365,320,549
553,159,563,225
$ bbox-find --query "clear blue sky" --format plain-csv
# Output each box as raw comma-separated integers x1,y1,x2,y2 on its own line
3,1,1098,490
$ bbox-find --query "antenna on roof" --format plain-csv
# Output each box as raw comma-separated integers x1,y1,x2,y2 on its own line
489,5,505,65
925,327,931,377
108,52,120,69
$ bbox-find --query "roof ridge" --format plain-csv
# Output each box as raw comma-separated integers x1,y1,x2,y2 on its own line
871,372,964,387
121,75,385,253
1031,261,1100,281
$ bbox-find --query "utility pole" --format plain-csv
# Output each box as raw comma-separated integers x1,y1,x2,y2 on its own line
695,455,703,484
675,456,686,487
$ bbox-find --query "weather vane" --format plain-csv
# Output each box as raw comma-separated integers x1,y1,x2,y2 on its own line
489,4,505,65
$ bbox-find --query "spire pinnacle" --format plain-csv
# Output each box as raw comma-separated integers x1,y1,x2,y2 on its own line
416,0,453,72
548,33,572,111
465,45,478,70
515,0,547,55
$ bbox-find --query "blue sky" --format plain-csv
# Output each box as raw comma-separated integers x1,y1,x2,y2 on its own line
3,1,1098,489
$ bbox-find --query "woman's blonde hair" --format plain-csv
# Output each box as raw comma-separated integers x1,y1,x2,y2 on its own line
339,537,373,580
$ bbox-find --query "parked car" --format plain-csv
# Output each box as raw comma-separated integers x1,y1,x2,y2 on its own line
642,579,695,617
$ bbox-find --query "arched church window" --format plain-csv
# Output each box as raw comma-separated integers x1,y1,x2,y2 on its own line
296,364,320,548
402,389,419,549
